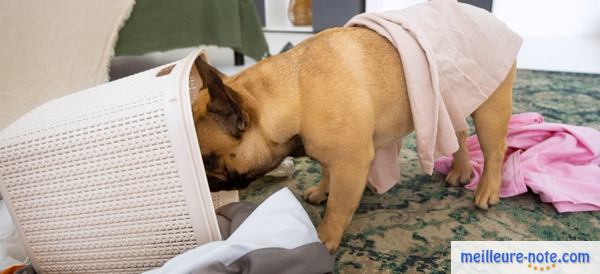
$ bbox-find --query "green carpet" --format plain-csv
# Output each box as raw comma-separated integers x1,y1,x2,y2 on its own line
239,70,600,273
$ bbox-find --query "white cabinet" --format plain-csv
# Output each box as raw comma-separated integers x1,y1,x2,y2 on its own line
262,0,314,55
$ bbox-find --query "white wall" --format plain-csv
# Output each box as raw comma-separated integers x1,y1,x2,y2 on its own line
366,0,426,12
366,0,600,73
493,0,600,73
492,0,600,38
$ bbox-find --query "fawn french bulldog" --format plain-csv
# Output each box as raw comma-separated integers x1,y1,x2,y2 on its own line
191,27,516,252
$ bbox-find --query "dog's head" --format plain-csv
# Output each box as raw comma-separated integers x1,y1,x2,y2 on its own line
191,57,296,192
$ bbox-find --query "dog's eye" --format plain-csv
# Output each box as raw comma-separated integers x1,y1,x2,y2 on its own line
202,154,217,169
230,153,236,159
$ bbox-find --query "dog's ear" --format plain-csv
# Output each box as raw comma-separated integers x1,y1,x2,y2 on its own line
195,57,249,138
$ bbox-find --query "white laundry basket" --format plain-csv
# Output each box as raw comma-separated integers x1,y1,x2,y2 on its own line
0,49,237,273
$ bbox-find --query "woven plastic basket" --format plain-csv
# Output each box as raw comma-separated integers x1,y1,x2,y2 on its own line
0,49,236,273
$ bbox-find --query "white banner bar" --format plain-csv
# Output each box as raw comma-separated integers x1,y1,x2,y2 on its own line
451,241,600,273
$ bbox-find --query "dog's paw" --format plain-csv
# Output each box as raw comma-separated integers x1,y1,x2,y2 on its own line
473,177,501,209
302,186,328,205
317,222,342,253
445,166,473,187
321,238,340,254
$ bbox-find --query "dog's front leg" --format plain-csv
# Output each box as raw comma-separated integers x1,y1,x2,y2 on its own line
317,152,373,252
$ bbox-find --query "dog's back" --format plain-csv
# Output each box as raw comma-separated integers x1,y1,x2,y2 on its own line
290,27,415,150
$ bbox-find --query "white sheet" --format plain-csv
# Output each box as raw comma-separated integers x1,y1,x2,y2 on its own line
0,201,26,269
146,188,319,274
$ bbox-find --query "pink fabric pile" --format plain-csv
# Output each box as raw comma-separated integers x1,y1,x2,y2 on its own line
434,112,600,212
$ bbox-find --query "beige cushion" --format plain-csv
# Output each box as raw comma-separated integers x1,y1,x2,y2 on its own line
0,0,135,129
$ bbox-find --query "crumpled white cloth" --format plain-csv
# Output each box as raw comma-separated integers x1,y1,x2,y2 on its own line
0,201,26,269
145,188,320,274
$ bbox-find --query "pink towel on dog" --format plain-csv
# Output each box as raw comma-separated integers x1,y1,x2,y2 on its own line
345,0,522,193
434,113,600,212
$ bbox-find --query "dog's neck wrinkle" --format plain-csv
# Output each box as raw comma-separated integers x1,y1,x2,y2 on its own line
227,51,305,146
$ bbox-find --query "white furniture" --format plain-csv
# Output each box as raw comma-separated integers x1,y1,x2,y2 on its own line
262,0,314,55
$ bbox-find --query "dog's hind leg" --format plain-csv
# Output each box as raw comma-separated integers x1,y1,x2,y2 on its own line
471,64,516,209
445,130,473,186
303,167,329,205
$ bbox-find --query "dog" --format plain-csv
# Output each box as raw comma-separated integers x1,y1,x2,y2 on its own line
191,27,516,252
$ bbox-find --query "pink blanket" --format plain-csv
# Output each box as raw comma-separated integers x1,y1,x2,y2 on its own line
435,113,600,212
345,0,522,193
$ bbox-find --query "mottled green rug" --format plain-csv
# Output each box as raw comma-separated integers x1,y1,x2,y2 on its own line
239,70,600,273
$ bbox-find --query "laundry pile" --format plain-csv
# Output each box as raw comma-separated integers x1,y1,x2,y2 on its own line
0,188,334,274
435,112,600,212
